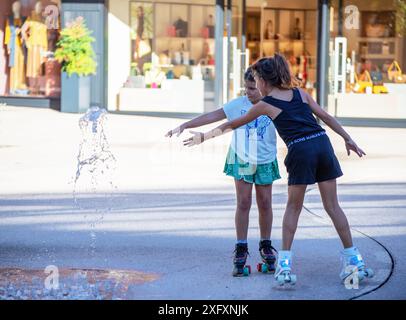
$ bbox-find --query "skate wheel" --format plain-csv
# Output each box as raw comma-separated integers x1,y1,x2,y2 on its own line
232,267,243,277
276,272,296,285
364,268,374,278
276,274,286,286
261,264,268,273
243,266,250,276
257,263,262,272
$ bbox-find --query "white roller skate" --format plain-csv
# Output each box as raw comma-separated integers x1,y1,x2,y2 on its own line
274,250,296,286
340,246,374,287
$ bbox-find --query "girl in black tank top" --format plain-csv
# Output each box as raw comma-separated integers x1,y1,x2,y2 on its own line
182,54,374,286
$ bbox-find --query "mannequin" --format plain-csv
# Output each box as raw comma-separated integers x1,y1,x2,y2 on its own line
22,1,48,94
4,0,28,94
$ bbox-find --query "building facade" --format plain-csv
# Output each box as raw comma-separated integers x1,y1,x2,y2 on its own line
0,0,405,122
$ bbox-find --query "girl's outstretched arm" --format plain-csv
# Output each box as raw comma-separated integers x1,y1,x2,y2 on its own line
165,108,227,138
300,89,366,157
183,101,271,147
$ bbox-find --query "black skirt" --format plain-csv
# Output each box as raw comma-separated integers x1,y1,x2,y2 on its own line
284,134,343,185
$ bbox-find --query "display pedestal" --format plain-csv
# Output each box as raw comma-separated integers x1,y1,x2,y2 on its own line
328,87,406,119
118,79,205,113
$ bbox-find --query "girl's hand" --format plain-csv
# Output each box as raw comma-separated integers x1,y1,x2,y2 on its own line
183,131,205,147
165,124,185,138
345,138,366,157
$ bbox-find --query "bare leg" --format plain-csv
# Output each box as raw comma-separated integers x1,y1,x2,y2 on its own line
318,179,353,248
282,185,307,250
234,179,253,240
254,183,273,240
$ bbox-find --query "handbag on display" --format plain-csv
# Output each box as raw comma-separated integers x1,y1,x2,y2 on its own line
174,18,188,37
387,61,406,83
201,27,209,39
167,26,176,37
353,71,373,93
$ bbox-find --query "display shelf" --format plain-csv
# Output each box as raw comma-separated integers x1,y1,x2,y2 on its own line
359,54,396,59
358,37,399,62
358,37,397,42
156,37,215,41
262,39,307,42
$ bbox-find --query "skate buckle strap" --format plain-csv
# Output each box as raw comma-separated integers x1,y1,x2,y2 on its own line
279,259,291,268
349,254,363,266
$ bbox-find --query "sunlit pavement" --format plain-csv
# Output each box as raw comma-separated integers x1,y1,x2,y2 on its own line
0,105,405,299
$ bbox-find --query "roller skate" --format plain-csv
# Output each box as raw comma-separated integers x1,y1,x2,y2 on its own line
257,240,277,274
274,250,296,286
232,243,251,277
340,246,374,286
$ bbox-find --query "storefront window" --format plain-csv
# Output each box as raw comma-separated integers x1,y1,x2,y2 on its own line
0,0,61,98
130,0,216,85
261,7,317,95
247,0,318,96
328,0,406,120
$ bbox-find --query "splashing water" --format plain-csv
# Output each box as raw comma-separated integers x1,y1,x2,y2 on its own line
73,106,117,254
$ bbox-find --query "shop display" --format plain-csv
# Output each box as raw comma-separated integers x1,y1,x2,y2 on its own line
5,1,28,95
2,0,61,98
130,1,216,86
264,20,277,40
353,71,373,93
131,3,153,74
356,10,398,84
145,67,166,88
259,8,316,92
292,18,302,40
21,1,48,94
124,75,145,88
173,17,188,38
363,12,394,38
205,14,215,38
173,43,189,65
353,71,388,94
387,61,406,83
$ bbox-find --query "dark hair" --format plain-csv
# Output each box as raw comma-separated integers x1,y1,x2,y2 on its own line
252,53,300,89
244,66,255,82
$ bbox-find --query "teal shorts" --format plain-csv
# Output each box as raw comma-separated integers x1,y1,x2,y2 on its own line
223,148,281,185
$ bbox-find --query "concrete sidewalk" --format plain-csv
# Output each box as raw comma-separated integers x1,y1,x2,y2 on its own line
0,106,405,299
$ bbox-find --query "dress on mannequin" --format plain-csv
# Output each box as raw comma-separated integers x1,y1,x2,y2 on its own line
21,10,48,94
5,15,28,94
22,12,48,79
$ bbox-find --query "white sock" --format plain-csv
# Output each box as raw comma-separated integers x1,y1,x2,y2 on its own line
342,246,358,255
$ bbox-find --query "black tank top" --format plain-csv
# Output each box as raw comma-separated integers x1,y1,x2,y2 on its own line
262,88,325,146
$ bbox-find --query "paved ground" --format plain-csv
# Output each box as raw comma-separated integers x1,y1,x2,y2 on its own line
0,105,405,300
